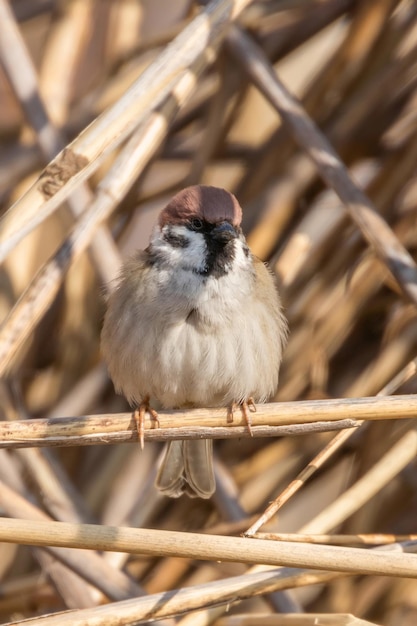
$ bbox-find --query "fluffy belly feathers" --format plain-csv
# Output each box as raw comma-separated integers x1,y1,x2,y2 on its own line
105,304,281,409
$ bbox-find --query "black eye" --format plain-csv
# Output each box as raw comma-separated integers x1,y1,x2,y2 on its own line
190,218,204,231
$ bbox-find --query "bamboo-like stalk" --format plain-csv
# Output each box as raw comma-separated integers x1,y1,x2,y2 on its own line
0,517,416,578
0,394,416,448
245,426,360,536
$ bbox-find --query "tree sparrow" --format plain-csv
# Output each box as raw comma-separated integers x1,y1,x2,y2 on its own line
101,185,287,498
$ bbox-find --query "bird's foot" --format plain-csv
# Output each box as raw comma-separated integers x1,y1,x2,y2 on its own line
133,396,159,449
227,397,257,437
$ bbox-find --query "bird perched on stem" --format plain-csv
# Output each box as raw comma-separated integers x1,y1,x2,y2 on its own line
101,185,287,498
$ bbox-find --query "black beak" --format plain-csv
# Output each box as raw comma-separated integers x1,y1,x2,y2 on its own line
211,221,237,243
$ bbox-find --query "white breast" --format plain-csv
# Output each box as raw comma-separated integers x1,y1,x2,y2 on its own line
102,233,285,409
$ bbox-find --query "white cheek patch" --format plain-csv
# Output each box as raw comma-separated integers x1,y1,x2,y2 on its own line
233,239,252,272
151,225,207,273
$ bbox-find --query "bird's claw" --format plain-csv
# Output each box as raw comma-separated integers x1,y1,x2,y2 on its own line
133,397,159,449
227,397,256,437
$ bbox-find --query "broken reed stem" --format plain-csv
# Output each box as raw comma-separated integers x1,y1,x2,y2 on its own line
0,517,417,578
0,395,416,448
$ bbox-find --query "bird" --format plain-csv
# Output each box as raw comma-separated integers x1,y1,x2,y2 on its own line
101,185,287,498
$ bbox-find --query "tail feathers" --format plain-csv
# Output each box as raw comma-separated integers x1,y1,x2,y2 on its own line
156,439,215,499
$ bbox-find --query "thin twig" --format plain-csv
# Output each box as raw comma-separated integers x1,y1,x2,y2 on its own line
214,615,381,625
245,355,417,536
245,427,359,536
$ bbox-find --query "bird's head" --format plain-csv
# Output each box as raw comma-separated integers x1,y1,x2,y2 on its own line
150,185,249,277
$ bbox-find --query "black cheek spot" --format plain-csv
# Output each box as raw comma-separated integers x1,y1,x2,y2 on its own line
163,230,189,248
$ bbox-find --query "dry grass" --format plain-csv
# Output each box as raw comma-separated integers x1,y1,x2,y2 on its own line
1,0,417,624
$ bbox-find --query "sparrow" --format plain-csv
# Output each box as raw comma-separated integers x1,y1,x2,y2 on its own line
101,185,287,498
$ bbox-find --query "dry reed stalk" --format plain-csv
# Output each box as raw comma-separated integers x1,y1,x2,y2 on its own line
229,384,417,619
0,0,252,262
0,567,341,626
0,479,143,601
2,1,417,623
301,0,400,123
1,517,417,578
245,426,360,536
236,0,398,205
227,26,417,304
245,343,417,536
0,394,416,448
38,0,101,127
248,420,417,536
299,429,417,534
278,255,387,400
0,0,121,284
0,66,197,374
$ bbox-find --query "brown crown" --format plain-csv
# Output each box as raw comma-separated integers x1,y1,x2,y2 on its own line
159,185,242,228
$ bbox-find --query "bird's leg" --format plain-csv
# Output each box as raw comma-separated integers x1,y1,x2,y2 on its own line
241,397,256,436
227,397,256,437
133,396,159,450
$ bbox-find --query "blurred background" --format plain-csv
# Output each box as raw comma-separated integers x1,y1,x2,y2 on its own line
1,0,417,624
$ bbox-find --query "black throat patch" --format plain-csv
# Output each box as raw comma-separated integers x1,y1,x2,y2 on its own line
200,233,235,277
